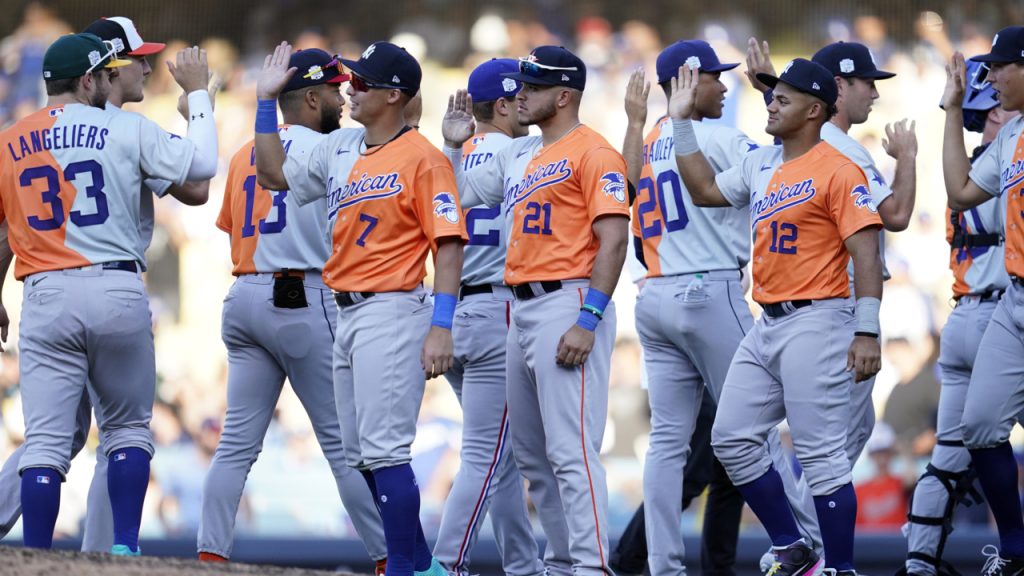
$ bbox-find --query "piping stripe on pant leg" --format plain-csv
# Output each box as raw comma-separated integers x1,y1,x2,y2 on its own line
578,288,606,568
454,406,511,571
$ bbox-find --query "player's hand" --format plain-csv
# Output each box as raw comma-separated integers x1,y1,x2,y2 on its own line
167,46,210,94
668,65,699,121
847,335,881,383
404,91,423,128
745,37,776,94
882,119,918,161
556,325,595,368
0,303,8,352
421,326,454,379
177,73,222,120
625,68,650,128
443,89,475,148
942,52,968,110
256,41,297,100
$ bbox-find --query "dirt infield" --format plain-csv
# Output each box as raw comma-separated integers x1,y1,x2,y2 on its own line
0,547,367,576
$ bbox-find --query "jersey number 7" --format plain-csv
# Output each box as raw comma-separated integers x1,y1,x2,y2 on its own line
20,160,108,231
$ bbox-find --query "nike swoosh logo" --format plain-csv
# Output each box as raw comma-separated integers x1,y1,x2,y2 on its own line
516,150,530,158
419,295,427,303
336,149,350,155
31,277,46,287
760,164,773,172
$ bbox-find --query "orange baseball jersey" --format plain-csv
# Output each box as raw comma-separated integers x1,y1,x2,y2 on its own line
968,115,1024,278
715,141,882,304
218,125,331,274
0,103,194,279
283,127,467,292
454,125,629,284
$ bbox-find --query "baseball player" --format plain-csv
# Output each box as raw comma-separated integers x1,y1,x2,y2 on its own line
900,56,1013,576
943,28,1024,574
747,39,918,467
0,33,217,553
618,41,821,576
197,48,386,571
432,59,543,576
0,16,211,553
254,41,466,576
442,45,630,576
672,59,883,576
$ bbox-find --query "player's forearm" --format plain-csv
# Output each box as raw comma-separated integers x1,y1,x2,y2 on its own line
622,121,644,189
443,145,497,208
880,158,916,232
588,216,629,296
0,223,12,294
432,238,464,296
166,180,210,206
184,91,218,181
848,231,883,301
943,107,977,210
254,132,288,190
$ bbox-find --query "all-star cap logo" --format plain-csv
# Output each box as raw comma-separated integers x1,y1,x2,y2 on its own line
502,78,517,92
111,38,124,53
362,44,376,59
307,65,324,80
88,50,102,66
685,55,701,70
839,58,855,73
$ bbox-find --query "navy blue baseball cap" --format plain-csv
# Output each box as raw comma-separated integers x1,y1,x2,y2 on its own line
282,48,350,94
468,58,521,102
656,40,739,84
973,26,1024,64
503,46,586,90
757,58,838,107
340,41,421,95
812,42,895,79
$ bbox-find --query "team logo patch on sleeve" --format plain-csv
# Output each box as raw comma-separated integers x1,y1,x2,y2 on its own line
600,172,627,203
850,184,877,213
433,192,460,224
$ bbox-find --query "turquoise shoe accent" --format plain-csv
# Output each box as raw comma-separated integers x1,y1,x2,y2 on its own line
110,544,141,556
413,557,448,576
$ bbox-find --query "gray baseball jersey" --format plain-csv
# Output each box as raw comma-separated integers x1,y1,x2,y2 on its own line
637,118,822,574
434,131,543,576
198,125,386,561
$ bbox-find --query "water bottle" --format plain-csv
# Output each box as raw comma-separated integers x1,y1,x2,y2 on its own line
684,273,705,302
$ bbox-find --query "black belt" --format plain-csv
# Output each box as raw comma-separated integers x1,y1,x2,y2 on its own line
459,284,493,300
1014,276,1024,287
511,280,563,300
100,260,138,273
954,288,1005,304
761,299,812,318
334,291,374,307
950,232,1003,250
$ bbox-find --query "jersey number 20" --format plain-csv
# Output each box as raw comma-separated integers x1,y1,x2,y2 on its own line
21,160,108,231
637,170,688,239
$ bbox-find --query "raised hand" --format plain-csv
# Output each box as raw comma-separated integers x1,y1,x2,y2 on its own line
256,41,296,100
442,89,475,148
883,119,918,161
942,51,967,110
166,46,209,94
668,65,699,121
624,68,650,128
745,37,776,94
177,72,222,120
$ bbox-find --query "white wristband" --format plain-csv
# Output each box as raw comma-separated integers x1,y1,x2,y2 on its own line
185,90,217,181
673,118,700,156
855,296,881,335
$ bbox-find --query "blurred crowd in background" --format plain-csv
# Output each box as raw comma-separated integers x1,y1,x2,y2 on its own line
0,0,1021,543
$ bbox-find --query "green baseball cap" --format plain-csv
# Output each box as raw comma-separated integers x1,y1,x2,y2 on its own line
43,33,131,81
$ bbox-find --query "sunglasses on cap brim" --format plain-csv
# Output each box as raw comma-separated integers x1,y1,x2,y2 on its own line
303,57,352,82
517,55,578,78
970,62,992,91
349,73,406,92
86,40,132,74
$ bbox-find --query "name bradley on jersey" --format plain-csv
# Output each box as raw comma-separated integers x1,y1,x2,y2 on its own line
7,124,109,162
641,134,674,166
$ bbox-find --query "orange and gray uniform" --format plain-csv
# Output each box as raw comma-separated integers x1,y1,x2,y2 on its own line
449,125,628,576
197,125,386,561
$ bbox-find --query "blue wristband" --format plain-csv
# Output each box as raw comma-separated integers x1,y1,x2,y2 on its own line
255,99,278,134
583,288,611,315
576,308,600,331
431,293,457,329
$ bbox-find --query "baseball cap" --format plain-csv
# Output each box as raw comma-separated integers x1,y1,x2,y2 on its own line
811,42,895,79
340,42,421,95
973,26,1024,64
756,58,838,107
656,40,739,84
503,46,586,91
467,58,521,102
43,33,131,81
83,16,165,57
282,48,350,94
